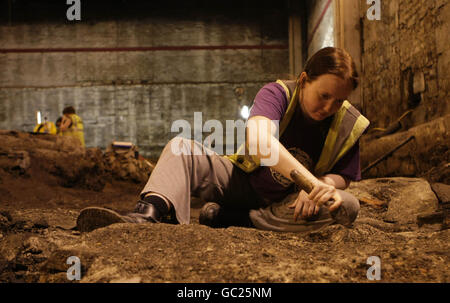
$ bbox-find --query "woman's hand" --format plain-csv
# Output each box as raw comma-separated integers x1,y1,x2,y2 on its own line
60,115,71,132
289,181,344,221
288,190,320,221
308,180,343,212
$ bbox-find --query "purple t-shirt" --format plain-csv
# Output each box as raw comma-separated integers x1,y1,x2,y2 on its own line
248,82,361,204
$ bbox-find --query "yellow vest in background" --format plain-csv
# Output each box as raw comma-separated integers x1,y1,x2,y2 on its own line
62,114,85,147
33,121,57,135
224,80,370,177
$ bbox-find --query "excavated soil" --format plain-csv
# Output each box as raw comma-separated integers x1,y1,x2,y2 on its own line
0,131,448,283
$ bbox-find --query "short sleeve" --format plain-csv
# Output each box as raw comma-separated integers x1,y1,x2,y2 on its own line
249,83,289,121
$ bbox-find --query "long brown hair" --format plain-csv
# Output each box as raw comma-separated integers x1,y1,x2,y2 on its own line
302,47,359,89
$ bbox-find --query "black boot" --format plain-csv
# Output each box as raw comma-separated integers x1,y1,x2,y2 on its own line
77,199,165,233
199,202,253,228
125,199,163,223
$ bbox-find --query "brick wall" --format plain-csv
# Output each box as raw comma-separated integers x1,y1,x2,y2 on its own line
360,0,450,129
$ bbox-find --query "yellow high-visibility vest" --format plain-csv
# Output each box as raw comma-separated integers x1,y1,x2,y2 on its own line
62,114,85,147
224,80,370,176
33,121,57,135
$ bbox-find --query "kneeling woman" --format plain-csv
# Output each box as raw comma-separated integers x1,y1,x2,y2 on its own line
77,47,369,232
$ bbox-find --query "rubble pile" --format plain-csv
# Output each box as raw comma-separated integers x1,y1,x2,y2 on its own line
103,143,154,184
0,130,154,191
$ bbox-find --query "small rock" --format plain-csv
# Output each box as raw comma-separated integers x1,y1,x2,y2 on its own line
0,216,10,231
0,211,13,231
349,177,439,224
0,211,13,222
11,220,26,230
431,183,450,207
383,216,398,224
417,211,445,227
24,222,34,230
23,237,44,254
33,218,49,229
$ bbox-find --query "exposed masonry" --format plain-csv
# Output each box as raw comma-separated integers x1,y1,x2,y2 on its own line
0,11,289,158
360,0,450,129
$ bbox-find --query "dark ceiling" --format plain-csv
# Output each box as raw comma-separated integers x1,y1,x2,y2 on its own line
0,0,291,24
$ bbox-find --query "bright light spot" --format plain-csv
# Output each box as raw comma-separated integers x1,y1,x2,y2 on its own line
321,7,335,49
240,105,249,119
36,111,42,124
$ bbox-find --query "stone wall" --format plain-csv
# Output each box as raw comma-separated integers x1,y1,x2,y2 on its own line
360,0,450,129
0,2,289,158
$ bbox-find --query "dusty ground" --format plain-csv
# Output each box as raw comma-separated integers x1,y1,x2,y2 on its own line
0,131,448,283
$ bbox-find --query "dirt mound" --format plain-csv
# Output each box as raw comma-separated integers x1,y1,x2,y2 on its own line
0,207,448,283
103,142,154,184
0,130,154,192
0,130,106,191
0,130,448,282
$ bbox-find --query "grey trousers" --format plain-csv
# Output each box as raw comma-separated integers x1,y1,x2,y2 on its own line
141,137,360,226
141,137,262,224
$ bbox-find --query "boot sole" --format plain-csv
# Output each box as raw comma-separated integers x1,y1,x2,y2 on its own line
77,207,127,233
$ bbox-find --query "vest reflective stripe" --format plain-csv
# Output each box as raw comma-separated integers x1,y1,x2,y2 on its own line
334,114,369,167
229,143,258,172
314,101,369,176
224,79,370,175
276,80,299,136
